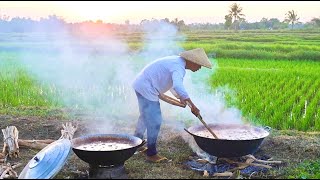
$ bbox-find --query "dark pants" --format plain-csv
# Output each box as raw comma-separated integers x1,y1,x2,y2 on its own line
134,91,163,156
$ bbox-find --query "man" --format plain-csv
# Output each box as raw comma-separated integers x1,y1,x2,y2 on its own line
132,48,212,163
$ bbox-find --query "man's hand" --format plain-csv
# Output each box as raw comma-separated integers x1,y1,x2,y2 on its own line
179,99,187,107
191,106,200,117
183,98,200,117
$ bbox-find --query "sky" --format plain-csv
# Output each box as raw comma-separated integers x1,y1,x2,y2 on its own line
0,1,319,24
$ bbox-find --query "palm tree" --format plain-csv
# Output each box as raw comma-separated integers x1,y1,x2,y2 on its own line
284,10,300,29
228,3,245,30
224,15,232,30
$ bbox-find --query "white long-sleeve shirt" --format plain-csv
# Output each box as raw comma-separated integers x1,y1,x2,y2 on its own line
133,55,190,102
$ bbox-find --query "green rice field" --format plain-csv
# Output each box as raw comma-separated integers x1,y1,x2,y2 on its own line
1,30,320,131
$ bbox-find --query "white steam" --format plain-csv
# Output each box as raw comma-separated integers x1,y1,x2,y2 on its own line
17,20,244,154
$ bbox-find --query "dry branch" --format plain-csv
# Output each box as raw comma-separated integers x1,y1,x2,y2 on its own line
245,154,282,164
0,163,22,179
212,172,233,177
18,139,55,144
17,140,49,150
220,157,272,172
59,122,78,140
17,139,56,150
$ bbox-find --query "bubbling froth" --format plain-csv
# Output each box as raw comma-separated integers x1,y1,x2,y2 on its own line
76,141,133,151
194,127,268,140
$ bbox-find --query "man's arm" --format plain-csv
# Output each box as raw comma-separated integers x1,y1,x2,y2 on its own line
169,88,180,99
171,69,200,117
159,93,186,108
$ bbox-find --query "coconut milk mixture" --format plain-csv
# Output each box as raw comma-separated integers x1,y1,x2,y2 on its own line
76,141,133,151
194,128,268,140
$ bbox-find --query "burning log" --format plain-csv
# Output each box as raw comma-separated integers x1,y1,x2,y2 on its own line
1,126,19,158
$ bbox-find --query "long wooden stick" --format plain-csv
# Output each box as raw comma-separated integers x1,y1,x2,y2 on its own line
186,102,219,139
196,114,219,139
18,139,55,144
17,140,48,150
245,154,282,164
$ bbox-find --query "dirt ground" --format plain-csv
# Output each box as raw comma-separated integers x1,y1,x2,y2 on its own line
1,115,320,179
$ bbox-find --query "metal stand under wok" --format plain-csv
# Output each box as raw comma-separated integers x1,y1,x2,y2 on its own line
89,164,128,179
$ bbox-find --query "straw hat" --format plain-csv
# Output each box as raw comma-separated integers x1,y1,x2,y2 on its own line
179,48,212,69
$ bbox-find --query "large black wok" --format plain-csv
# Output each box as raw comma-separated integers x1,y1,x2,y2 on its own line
184,123,270,158
71,134,146,166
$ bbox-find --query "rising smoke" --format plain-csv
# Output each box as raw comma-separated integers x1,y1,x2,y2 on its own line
18,19,243,156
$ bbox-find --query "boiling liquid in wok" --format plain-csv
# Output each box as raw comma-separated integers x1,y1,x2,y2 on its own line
194,127,268,140
76,141,133,151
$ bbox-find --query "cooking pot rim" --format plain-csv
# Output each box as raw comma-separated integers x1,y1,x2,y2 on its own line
186,123,270,141
71,133,145,151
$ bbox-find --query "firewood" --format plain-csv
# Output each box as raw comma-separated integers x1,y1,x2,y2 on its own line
59,122,78,140
203,170,209,177
245,158,255,164
18,139,55,144
17,140,48,150
0,163,22,179
1,123,77,153
230,170,242,179
1,126,19,158
0,167,5,175
2,174,15,179
0,167,10,179
196,159,210,164
212,172,233,177
70,170,87,176
241,162,272,169
245,154,282,164
8,168,14,177
228,164,249,172
11,163,23,169
220,157,272,171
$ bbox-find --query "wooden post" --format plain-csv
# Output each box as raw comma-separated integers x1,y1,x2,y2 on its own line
59,122,78,140
1,126,19,158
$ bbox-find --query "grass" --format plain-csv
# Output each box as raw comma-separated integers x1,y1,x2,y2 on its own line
286,160,320,179
209,58,320,131
1,30,320,132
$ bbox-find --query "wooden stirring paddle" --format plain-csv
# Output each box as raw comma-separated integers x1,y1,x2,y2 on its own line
186,102,219,139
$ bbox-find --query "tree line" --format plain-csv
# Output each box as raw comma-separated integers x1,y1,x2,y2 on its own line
0,3,319,33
